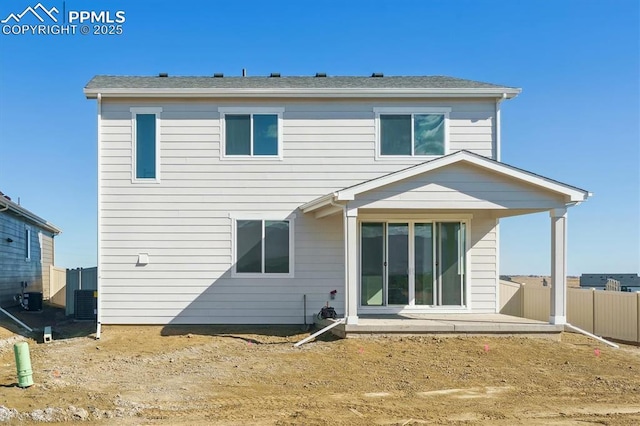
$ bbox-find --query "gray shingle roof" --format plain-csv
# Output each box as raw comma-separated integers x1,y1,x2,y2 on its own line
85,75,517,90
0,190,62,234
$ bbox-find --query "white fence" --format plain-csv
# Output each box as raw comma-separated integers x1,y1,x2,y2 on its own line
500,281,640,344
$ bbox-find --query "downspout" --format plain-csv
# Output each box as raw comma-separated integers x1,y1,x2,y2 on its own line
329,199,348,320
494,93,507,312
495,93,507,162
565,323,619,349
294,318,345,347
0,307,33,332
96,93,102,340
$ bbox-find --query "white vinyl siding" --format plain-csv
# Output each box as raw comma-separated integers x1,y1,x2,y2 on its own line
468,212,499,312
98,99,498,324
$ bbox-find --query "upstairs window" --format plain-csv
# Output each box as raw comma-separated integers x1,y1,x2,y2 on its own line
219,108,284,159
233,218,293,277
375,108,451,157
130,107,162,182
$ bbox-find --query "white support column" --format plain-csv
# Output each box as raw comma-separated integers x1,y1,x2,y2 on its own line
345,208,359,325
550,208,568,325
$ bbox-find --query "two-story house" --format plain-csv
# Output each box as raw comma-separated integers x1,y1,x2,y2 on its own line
84,74,590,336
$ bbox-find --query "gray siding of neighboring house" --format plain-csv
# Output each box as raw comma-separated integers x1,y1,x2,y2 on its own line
99,98,499,324
0,210,55,306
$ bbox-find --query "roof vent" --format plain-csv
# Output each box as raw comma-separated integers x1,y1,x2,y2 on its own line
269,72,281,78
213,73,224,78
315,72,327,77
158,72,168,78
371,72,384,78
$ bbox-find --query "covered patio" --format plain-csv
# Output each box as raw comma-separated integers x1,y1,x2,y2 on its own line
301,151,591,332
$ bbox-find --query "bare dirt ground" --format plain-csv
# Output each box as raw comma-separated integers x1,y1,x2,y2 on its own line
1,307,640,425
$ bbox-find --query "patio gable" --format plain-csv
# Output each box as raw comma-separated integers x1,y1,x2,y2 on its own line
301,151,590,217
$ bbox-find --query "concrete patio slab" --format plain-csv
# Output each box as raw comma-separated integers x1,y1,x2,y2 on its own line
315,314,563,339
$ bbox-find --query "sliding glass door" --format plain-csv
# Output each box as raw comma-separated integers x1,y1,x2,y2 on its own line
414,223,434,305
361,223,384,306
360,221,466,307
387,223,409,305
436,222,465,306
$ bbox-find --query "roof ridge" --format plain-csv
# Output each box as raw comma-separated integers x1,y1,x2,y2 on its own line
90,74,502,79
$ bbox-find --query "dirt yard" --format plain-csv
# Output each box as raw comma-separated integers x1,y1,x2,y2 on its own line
1,308,640,425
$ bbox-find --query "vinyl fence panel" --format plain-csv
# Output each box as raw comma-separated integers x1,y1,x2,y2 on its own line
499,280,522,317
523,285,550,322
49,266,66,307
594,290,638,343
567,288,594,333
65,267,98,316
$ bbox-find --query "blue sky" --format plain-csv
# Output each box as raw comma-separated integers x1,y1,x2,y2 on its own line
0,0,638,275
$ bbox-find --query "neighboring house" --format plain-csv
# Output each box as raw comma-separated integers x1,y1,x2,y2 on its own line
0,191,61,306
84,73,590,332
580,273,640,291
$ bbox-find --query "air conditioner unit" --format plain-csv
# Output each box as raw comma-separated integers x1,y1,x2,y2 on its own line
74,290,97,320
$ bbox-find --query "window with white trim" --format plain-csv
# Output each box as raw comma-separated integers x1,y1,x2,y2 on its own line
219,107,284,158
38,232,44,263
233,218,293,277
375,108,451,157
130,107,162,182
25,226,31,261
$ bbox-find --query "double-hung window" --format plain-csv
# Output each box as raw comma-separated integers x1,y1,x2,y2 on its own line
375,107,451,157
130,107,162,182
219,107,284,159
233,217,294,277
